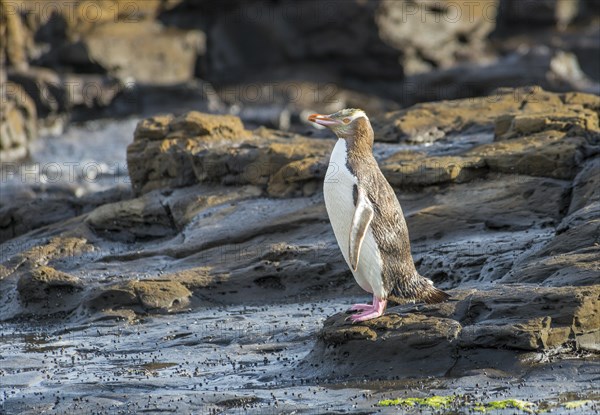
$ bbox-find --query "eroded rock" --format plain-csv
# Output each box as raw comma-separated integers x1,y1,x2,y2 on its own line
83,279,192,314
127,112,333,196
86,190,177,241
300,285,600,379
17,266,83,304
374,87,600,143
569,157,600,214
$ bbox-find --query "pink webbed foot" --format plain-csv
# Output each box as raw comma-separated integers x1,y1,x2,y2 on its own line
349,303,373,312
348,297,387,323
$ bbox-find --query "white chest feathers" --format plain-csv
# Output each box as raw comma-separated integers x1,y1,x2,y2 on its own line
323,139,386,299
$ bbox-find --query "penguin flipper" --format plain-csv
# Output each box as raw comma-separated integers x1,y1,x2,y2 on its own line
349,189,374,272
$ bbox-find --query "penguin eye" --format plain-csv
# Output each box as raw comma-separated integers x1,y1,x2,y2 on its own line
343,118,351,124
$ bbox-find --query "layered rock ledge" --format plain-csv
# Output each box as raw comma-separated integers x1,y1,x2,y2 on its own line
298,285,599,379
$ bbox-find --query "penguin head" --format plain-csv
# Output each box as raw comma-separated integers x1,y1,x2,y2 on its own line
308,108,372,141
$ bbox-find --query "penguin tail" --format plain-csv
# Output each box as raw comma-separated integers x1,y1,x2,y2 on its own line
417,276,450,304
392,274,451,304
422,285,451,304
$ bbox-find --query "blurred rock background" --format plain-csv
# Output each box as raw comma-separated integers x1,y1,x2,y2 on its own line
2,0,599,161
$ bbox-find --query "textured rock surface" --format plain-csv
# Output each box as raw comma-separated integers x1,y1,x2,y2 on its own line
299,286,600,379
127,112,333,196
2,0,600,409
86,279,192,314
2,87,598,326
17,266,84,304
375,87,600,143
1,88,599,413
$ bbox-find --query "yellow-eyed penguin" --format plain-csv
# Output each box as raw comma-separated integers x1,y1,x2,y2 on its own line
309,109,449,322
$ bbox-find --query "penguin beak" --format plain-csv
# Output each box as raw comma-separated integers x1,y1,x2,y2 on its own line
308,113,341,127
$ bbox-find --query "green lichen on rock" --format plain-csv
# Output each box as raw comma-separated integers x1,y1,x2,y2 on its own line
473,403,487,412
564,400,592,409
484,399,536,413
378,396,543,413
378,395,457,409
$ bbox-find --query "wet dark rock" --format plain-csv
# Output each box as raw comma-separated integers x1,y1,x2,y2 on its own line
569,156,600,215
304,313,440,379
86,190,177,242
497,0,582,31
502,215,600,287
0,185,132,244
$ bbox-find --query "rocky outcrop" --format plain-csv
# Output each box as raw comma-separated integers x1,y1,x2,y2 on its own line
59,21,205,85
375,87,600,143
17,266,84,304
86,279,192,314
0,81,37,161
387,48,600,107
300,285,600,379
190,0,496,82
0,185,132,244
127,88,600,197
375,0,497,74
1,90,598,379
126,112,333,196
500,155,600,287
1,87,599,414
2,0,599,164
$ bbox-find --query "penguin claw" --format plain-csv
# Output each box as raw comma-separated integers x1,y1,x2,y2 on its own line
347,297,387,322
349,310,385,323
344,304,377,323
349,303,372,312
